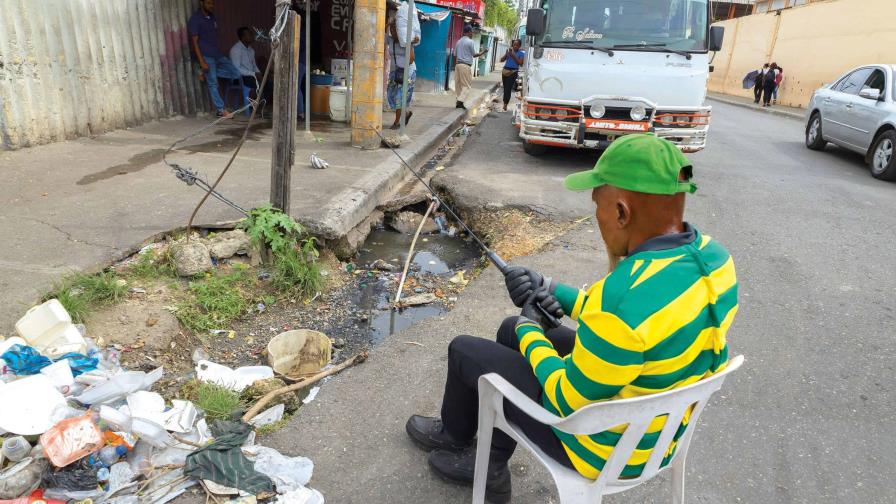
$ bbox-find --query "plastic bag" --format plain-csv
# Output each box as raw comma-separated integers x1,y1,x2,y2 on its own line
39,414,104,467
243,445,313,493
41,459,99,491
395,2,421,47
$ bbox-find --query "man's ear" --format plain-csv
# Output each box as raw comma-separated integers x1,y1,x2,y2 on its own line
616,199,631,228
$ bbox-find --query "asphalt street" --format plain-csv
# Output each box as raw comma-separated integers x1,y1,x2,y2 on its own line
264,100,896,504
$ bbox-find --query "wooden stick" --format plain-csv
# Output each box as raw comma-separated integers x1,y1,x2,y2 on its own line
395,199,438,304
242,351,369,422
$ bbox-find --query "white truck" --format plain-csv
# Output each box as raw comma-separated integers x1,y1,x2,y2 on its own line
512,0,724,155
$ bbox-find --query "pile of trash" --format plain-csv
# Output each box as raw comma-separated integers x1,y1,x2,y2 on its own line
0,299,325,504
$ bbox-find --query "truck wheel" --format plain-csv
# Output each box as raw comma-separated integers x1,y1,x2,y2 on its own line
523,140,548,156
869,130,896,181
806,112,827,151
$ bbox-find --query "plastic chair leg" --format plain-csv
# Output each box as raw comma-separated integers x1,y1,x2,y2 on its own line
670,454,686,504
472,410,496,504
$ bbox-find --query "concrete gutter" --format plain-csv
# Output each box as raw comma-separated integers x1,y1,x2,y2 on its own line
305,81,501,242
708,93,805,121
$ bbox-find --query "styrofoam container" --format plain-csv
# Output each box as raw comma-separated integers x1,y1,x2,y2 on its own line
15,299,86,358
40,359,75,393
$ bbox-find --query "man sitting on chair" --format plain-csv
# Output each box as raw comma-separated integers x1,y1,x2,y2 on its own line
406,134,739,504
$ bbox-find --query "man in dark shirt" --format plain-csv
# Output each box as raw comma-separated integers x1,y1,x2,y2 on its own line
188,0,243,117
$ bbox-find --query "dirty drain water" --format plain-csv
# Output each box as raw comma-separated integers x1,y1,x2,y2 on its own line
352,228,481,343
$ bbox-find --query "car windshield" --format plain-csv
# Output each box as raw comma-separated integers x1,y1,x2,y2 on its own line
538,0,709,51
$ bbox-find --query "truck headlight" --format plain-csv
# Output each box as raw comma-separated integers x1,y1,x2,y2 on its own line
589,104,606,119
630,106,647,121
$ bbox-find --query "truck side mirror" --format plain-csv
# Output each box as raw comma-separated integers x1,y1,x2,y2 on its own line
709,26,724,51
526,9,546,37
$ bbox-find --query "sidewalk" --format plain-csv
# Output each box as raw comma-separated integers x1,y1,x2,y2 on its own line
0,73,501,332
707,91,805,120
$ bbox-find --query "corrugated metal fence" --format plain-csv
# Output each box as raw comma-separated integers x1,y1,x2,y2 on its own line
0,0,211,150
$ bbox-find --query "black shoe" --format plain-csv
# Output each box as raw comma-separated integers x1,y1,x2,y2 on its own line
429,448,511,504
456,101,466,109
406,416,470,452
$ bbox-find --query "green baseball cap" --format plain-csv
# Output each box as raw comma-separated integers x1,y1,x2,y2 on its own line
564,134,696,194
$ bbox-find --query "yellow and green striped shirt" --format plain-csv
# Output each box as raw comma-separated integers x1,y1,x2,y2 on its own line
515,225,737,479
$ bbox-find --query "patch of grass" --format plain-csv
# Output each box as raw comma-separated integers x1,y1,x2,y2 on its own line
126,248,176,279
181,380,244,422
176,272,252,333
44,271,129,323
272,238,322,297
256,414,292,435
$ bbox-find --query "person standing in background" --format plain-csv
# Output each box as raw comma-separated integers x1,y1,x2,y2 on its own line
386,3,419,129
773,65,784,105
762,63,779,107
188,0,243,117
754,63,769,104
453,25,487,110
500,39,525,112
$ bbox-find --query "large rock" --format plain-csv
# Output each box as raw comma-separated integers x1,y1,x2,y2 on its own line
241,377,302,414
389,211,440,235
208,230,253,259
170,241,213,277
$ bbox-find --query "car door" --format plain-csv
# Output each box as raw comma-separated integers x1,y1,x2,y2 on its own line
822,67,873,145
841,68,889,151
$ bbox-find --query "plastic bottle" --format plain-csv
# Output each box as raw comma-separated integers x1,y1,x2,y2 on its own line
98,445,128,466
1,436,32,462
96,466,110,482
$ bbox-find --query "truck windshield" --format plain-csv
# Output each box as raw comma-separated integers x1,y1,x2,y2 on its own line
539,0,709,51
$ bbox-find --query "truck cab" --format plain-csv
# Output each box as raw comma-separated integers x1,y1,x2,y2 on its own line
513,0,724,155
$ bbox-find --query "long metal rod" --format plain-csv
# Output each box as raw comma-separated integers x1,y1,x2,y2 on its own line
373,128,559,328
305,0,311,133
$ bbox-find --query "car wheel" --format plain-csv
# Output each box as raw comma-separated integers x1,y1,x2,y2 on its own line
806,113,826,151
869,130,896,181
523,139,548,156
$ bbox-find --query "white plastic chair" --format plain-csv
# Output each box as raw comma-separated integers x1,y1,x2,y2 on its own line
472,355,744,504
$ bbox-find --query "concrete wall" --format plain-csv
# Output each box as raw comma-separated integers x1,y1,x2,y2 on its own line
708,0,896,108
0,0,210,150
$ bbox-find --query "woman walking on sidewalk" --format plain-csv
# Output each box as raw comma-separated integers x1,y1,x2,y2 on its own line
500,40,525,112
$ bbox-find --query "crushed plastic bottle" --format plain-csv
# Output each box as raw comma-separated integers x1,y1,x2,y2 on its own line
98,445,128,466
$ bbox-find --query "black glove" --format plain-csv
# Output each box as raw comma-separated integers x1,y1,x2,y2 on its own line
504,266,551,308
519,287,564,329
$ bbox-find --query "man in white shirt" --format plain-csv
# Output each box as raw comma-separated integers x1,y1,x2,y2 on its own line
229,27,266,115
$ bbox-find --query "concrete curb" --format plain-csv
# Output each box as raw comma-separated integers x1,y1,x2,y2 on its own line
306,81,501,241
708,94,805,121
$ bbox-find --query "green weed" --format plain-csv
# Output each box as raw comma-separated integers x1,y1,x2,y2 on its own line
182,380,244,422
239,204,304,256
176,272,252,333
272,238,322,297
44,271,129,323
127,248,176,279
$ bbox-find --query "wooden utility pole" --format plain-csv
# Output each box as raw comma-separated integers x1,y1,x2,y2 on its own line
271,6,300,213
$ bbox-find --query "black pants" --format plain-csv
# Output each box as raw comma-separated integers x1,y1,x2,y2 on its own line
501,70,518,105
762,82,776,105
440,317,576,468
753,84,763,103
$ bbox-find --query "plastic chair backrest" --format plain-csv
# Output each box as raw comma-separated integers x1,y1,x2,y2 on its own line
549,355,744,489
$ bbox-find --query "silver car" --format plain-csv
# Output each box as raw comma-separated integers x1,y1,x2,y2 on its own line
805,64,896,181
